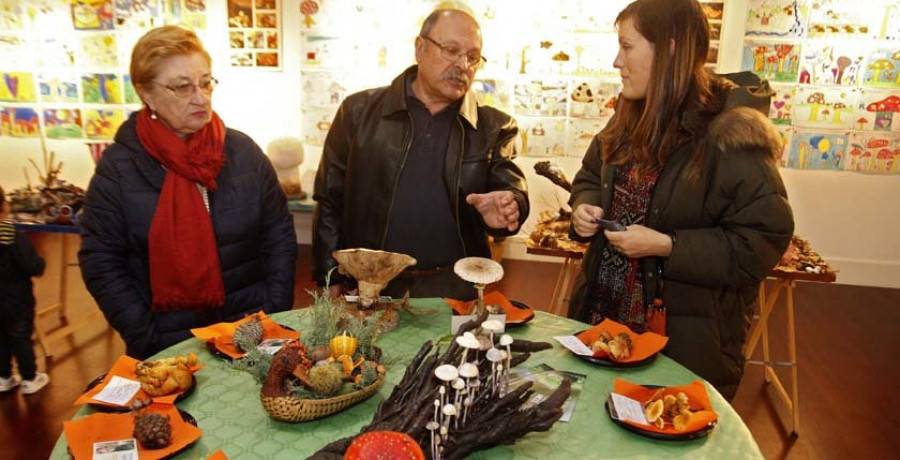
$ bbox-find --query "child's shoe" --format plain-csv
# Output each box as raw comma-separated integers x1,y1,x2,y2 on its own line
21,373,49,395
0,375,21,392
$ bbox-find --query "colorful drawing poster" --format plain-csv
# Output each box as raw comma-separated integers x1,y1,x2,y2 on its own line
786,130,848,170
861,47,900,88
80,33,118,68
807,0,878,39
514,79,567,117
567,118,605,157
776,126,794,167
569,80,618,119
82,73,121,104
854,89,900,132
38,74,79,103
741,40,801,83
36,37,78,68
882,2,900,41
123,75,140,104
0,2,24,30
0,72,37,103
769,84,796,126
516,116,566,157
228,0,279,69
114,0,159,29
72,0,114,30
792,86,856,129
182,0,207,29
43,108,84,139
745,0,809,37
84,107,124,139
301,106,335,146
846,132,900,172
472,79,512,112
797,43,866,86
0,107,39,137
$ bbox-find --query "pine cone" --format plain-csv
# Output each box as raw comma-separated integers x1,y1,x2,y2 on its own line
133,412,172,449
233,317,264,352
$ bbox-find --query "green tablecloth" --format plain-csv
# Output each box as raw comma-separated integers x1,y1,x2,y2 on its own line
51,299,763,459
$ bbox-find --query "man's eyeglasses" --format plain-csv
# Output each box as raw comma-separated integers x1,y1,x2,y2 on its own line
420,35,486,70
150,78,218,98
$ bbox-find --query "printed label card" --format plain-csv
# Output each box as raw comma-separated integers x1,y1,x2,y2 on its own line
742,40,802,83
786,129,849,170
792,86,857,129
43,108,84,139
861,47,900,88
854,89,900,132
0,107,39,137
745,0,810,38
797,43,866,86
846,131,900,173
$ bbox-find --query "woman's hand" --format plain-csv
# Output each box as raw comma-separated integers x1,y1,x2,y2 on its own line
604,224,673,258
572,204,604,238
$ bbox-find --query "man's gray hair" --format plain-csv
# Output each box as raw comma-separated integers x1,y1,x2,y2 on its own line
419,4,478,37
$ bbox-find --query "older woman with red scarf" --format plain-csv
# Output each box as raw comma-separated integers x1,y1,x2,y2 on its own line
79,26,297,359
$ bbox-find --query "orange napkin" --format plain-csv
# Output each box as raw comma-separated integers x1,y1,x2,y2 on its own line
612,379,719,435
63,405,203,460
207,449,229,460
576,319,668,363
190,311,300,359
445,291,533,323
74,355,202,408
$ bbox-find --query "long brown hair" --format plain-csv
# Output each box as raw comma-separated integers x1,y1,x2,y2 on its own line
601,0,715,172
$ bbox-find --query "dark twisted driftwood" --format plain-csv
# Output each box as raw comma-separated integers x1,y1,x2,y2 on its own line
310,312,571,459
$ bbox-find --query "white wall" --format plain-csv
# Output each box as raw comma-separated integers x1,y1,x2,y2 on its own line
1,0,897,288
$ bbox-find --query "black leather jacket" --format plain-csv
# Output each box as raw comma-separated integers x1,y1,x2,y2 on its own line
313,66,529,283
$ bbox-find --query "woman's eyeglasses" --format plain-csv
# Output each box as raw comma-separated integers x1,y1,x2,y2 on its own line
150,78,218,98
420,35,486,70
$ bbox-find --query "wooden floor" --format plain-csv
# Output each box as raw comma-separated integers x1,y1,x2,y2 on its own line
3,240,898,459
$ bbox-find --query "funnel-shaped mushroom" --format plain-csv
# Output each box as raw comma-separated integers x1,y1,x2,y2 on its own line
454,257,504,316
333,249,416,308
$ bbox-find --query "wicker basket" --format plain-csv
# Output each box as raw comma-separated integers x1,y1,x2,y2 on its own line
260,375,385,422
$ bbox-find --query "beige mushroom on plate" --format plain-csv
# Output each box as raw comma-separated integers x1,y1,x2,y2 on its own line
332,248,417,308
453,257,504,316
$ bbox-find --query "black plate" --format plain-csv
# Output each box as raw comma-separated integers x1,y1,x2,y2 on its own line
506,300,535,327
67,408,199,460
572,329,658,368
206,324,296,361
605,388,717,441
83,373,196,413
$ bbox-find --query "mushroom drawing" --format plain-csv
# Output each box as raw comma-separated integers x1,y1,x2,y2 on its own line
865,95,900,131
856,117,869,130
806,92,826,121
868,59,894,83
876,148,893,170
848,144,864,170
831,102,846,123
836,56,852,84
332,248,416,308
453,257,504,316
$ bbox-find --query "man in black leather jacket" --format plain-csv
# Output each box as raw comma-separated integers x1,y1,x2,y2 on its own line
313,8,528,299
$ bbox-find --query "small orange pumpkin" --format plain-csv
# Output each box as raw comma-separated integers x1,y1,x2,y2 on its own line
329,331,358,358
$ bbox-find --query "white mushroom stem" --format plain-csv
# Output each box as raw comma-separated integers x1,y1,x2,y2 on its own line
475,283,486,315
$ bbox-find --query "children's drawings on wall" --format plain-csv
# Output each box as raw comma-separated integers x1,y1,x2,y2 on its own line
847,131,900,172
300,106,335,147
301,71,347,108
80,33,119,68
567,118,604,157
516,117,566,157
861,47,900,88
776,126,794,167
38,74,79,103
745,0,808,37
742,40,801,83
792,86,856,129
473,79,512,112
807,0,878,39
855,89,900,132
71,0,115,31
569,80,618,119
0,107,40,137
82,73,121,104
769,84,796,125
43,108,84,139
0,72,37,103
787,130,848,170
514,79,567,117
83,107,123,139
797,43,865,86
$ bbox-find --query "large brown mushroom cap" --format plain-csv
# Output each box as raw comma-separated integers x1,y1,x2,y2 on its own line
453,257,504,286
333,249,416,307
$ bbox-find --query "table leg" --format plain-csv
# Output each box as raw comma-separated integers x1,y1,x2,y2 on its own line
786,280,800,434
760,282,772,383
745,279,784,360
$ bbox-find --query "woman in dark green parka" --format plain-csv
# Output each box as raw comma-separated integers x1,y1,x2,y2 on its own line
568,0,794,400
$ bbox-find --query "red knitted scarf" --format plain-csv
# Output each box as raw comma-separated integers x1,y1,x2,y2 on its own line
135,108,226,311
